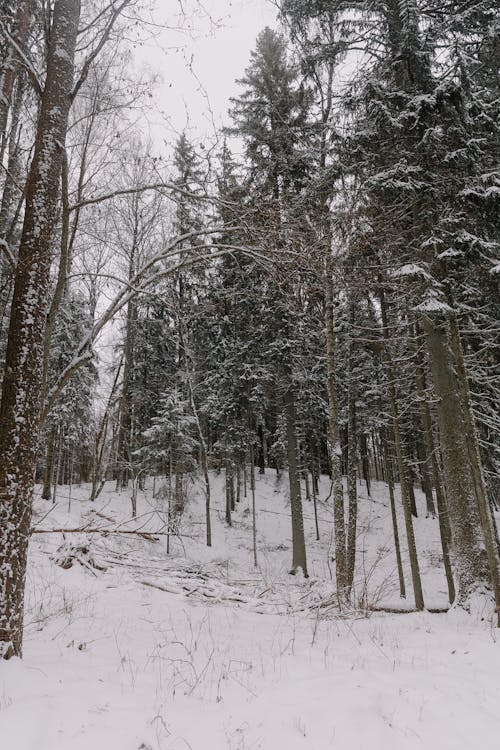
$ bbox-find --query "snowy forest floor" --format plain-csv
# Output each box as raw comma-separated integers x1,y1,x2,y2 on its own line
1,472,500,749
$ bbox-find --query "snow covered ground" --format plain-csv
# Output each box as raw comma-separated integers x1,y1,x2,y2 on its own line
1,472,500,749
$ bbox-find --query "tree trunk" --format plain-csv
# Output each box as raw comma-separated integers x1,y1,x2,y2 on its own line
284,389,308,577
346,302,358,593
115,294,137,488
0,1,31,147
324,273,346,595
382,429,406,599
360,433,371,497
412,322,455,603
0,0,81,660
423,316,491,606
225,455,232,526
448,314,500,620
42,427,57,501
249,443,258,567
380,289,424,610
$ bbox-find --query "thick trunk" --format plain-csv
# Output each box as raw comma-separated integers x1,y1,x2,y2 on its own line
0,0,81,659
423,317,491,605
448,314,500,619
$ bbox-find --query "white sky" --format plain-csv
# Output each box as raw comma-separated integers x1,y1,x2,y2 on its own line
133,0,279,152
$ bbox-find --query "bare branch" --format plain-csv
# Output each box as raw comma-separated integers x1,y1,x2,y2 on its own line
72,0,135,101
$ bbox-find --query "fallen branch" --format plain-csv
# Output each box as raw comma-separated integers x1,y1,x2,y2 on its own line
32,527,160,542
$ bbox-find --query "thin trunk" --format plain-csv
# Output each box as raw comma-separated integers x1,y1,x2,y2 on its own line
380,289,424,610
67,448,73,513
324,273,347,595
382,429,406,599
249,444,258,568
0,2,31,146
186,372,211,546
52,428,63,504
257,423,265,474
311,469,320,542
412,324,455,602
346,354,358,593
360,433,371,497
225,454,232,527
0,74,24,243
284,389,308,577
42,427,57,501
167,451,173,555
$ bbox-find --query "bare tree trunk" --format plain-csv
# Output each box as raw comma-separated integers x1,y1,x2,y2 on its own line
90,361,122,502
311,470,320,542
346,299,358,593
0,1,31,147
379,289,424,610
249,443,258,568
0,73,24,244
116,292,137,488
382,429,406,599
448,314,500,619
284,389,308,577
42,427,57,500
52,427,63,504
0,0,81,659
423,316,491,606
186,374,211,546
412,322,455,603
324,273,346,595
360,433,371,498
225,453,232,527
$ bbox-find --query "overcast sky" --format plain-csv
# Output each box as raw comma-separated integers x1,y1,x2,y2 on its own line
133,0,279,152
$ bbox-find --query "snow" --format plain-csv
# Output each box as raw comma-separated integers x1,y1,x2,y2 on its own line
1,473,500,749
390,263,431,280
413,296,453,315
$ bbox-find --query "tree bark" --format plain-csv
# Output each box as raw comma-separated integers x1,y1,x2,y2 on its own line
423,316,491,606
0,0,81,660
412,322,455,603
346,300,358,593
324,272,347,595
0,1,31,148
379,289,424,610
284,388,308,577
448,313,500,612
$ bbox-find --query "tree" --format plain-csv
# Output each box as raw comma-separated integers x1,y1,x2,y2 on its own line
228,27,314,575
0,0,137,660
0,0,82,660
